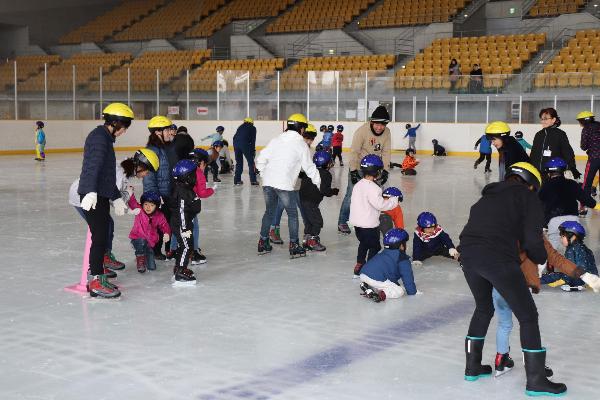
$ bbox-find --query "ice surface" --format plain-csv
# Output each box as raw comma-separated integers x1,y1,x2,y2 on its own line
1,153,599,400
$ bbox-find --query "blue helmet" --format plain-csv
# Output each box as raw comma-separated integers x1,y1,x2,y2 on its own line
172,159,197,181
170,124,177,131
383,228,409,249
382,186,403,201
417,212,437,228
360,154,384,176
188,148,209,163
140,191,161,207
559,221,586,238
313,150,332,168
212,140,224,148
337,124,344,131
216,126,224,132
543,157,567,173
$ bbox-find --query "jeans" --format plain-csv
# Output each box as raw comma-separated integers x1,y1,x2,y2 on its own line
338,170,356,225
354,227,381,264
272,191,305,227
81,196,110,276
154,200,172,255
131,238,157,270
492,288,513,354
260,186,298,243
408,136,416,150
234,146,257,184
75,206,114,251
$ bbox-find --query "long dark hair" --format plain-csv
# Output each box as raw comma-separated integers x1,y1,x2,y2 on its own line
539,107,561,128
121,158,136,178
147,129,166,148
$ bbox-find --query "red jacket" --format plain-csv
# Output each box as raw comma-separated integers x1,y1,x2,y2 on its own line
332,132,344,147
128,194,171,247
401,155,419,170
193,168,215,198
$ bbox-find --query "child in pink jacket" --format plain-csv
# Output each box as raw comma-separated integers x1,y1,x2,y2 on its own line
129,191,171,273
349,154,399,278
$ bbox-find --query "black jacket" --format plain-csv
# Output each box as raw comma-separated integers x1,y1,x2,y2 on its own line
169,133,195,167
500,135,530,173
433,143,446,156
233,122,257,150
459,180,547,265
299,168,335,204
169,182,202,233
77,125,120,200
538,176,596,224
530,126,576,173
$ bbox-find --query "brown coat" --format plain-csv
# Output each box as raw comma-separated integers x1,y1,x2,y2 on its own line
348,123,391,171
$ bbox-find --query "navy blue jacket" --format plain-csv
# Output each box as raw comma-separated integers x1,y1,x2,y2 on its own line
413,227,455,261
77,125,120,200
143,144,172,198
233,122,257,150
360,249,417,295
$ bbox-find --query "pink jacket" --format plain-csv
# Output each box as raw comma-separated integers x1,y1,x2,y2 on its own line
349,179,398,228
193,168,215,198
128,194,171,248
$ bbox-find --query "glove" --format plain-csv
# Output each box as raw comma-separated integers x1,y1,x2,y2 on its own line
212,183,218,191
377,169,389,186
128,207,141,216
331,188,339,196
538,263,547,278
163,233,170,243
449,248,459,259
350,170,361,184
113,198,128,216
126,185,134,198
411,260,423,268
572,168,582,180
581,272,600,292
80,192,97,211
181,230,192,239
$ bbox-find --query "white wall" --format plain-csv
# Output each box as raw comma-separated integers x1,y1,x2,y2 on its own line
0,120,590,158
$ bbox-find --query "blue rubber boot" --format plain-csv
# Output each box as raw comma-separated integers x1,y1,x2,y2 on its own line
523,348,567,397
464,336,492,381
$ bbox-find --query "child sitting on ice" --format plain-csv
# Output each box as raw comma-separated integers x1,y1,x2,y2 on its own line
359,228,418,302
541,221,598,291
432,139,447,156
401,148,419,175
219,139,234,174
129,191,171,273
379,186,404,236
412,211,459,266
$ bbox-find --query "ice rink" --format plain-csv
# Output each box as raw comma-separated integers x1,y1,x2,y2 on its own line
2,152,599,400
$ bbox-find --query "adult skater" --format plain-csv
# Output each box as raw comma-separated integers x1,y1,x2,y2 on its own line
77,102,134,299
233,117,258,186
459,161,567,396
485,121,529,181
338,105,392,235
577,110,600,214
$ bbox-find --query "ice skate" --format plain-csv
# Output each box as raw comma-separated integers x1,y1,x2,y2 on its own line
289,241,306,259
301,233,310,248
166,250,176,260
338,223,351,235
172,267,197,287
191,249,207,265
359,282,384,302
560,284,585,292
494,353,514,377
136,255,147,273
305,236,326,251
258,238,272,255
103,267,117,279
269,226,284,245
353,263,364,279
88,275,121,298
103,251,125,271
485,168,492,173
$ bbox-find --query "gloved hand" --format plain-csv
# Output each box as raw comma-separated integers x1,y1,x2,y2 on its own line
376,169,389,186
412,260,423,268
126,185,134,198
331,188,339,196
181,230,192,239
538,263,547,278
572,168,582,180
449,248,459,259
212,183,218,192
474,146,478,151
581,272,600,292
128,207,141,216
350,170,361,184
80,192,97,211
113,198,128,216
163,233,170,243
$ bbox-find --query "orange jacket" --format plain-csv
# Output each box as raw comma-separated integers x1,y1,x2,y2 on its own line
383,205,404,229
401,155,419,170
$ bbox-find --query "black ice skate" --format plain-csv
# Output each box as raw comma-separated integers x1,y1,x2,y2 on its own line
172,267,197,287
289,241,306,259
360,282,385,302
258,238,272,255
494,352,514,377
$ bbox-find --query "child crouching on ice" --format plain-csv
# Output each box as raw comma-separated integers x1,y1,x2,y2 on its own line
359,228,418,302
401,148,419,175
350,154,399,277
432,139,447,156
379,186,404,235
129,191,171,273
412,211,459,266
541,221,598,291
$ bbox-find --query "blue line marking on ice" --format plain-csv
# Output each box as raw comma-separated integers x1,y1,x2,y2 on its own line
197,299,473,400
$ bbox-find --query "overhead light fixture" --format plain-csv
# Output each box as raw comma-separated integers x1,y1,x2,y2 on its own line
464,14,468,17
328,49,335,55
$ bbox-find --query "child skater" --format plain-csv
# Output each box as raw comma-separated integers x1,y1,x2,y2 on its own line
188,148,216,264
379,187,404,236
401,148,419,175
205,140,223,183
332,124,344,166
129,191,171,273
541,221,598,291
404,123,420,150
219,139,234,174
412,212,459,267
432,139,447,156
350,154,399,278
299,150,339,251
515,131,532,152
34,121,46,161
359,228,418,302
169,159,203,286
473,133,492,173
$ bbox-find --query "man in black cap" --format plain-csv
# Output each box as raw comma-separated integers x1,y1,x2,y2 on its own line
337,105,392,234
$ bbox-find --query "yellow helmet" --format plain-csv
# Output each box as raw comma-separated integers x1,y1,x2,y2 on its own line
147,115,172,130
102,102,134,125
134,148,160,172
287,113,308,132
576,110,594,120
306,123,317,134
485,121,510,136
243,117,254,124
507,162,542,191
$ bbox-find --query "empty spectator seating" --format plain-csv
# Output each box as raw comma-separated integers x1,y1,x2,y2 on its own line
396,33,545,90
528,0,584,18
359,0,470,28
18,53,132,92
185,0,295,38
60,0,166,44
0,55,61,90
267,0,376,33
114,0,225,41
535,30,600,88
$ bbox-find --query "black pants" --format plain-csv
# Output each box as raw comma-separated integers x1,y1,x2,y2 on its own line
204,160,219,181
402,168,417,175
82,195,110,276
354,227,381,264
332,146,343,163
415,244,451,261
153,199,172,255
583,158,600,196
174,231,193,268
301,200,323,236
219,157,231,174
475,152,491,170
461,254,541,350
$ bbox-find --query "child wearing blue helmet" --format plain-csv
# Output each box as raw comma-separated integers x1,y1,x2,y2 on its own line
299,150,339,251
359,228,418,302
379,186,404,236
412,211,458,267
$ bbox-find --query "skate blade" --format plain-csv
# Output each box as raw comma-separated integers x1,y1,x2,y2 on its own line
289,254,306,259
495,367,513,377
172,280,197,287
